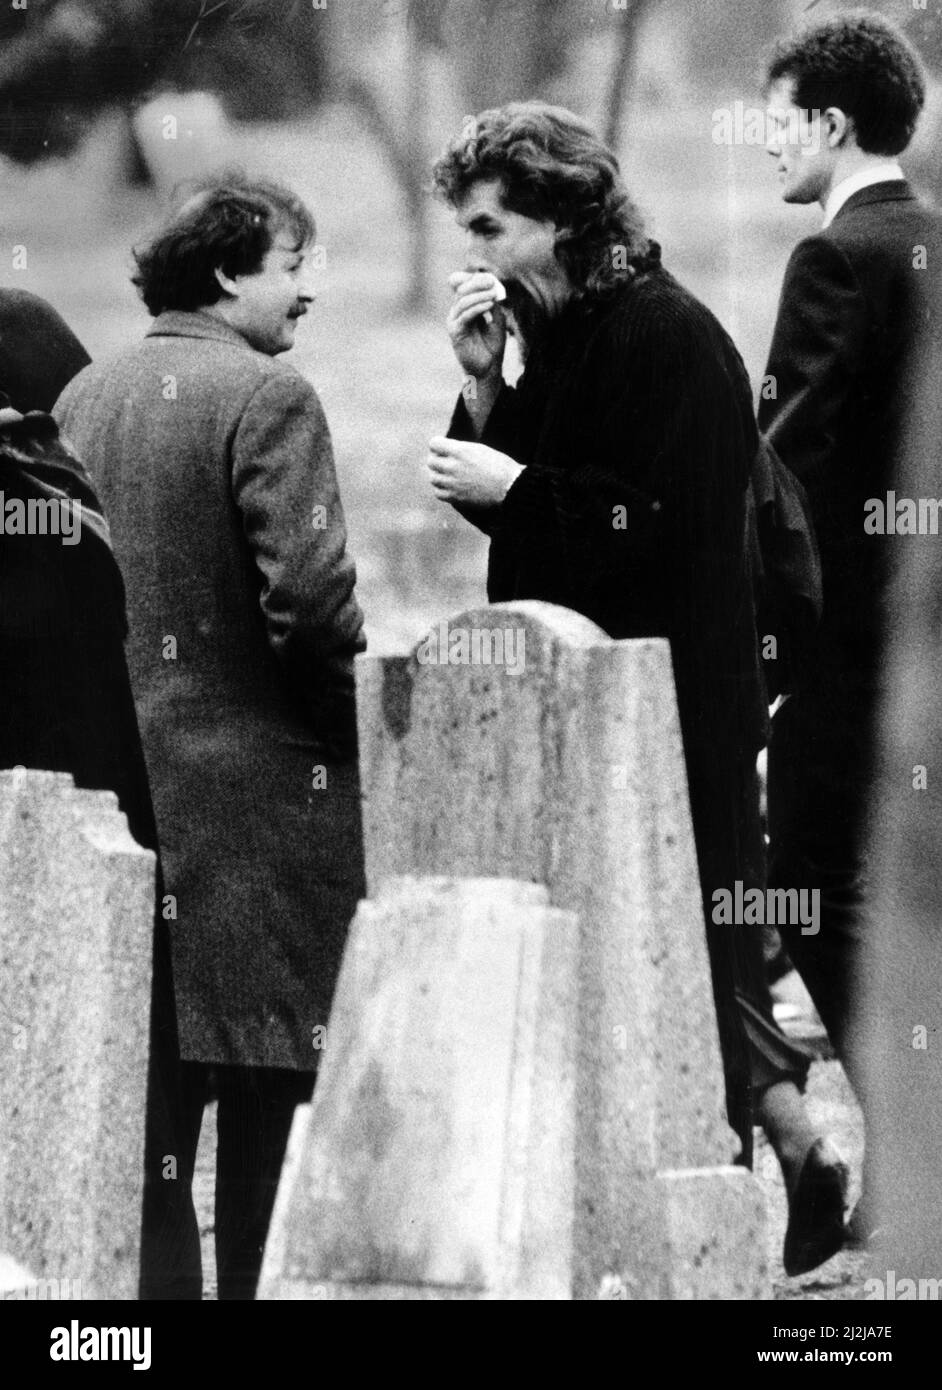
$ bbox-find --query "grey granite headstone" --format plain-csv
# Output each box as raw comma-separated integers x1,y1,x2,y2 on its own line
259,876,578,1300
0,769,155,1300
351,602,767,1299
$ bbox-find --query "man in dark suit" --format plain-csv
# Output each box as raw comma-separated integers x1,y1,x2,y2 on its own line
55,175,365,1299
759,11,941,1241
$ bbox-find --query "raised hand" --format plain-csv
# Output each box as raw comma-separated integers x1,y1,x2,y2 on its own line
446,270,507,381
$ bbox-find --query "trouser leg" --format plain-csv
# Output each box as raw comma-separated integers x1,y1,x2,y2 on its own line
138,918,204,1301
213,1063,315,1301
689,749,766,1168
768,691,872,1097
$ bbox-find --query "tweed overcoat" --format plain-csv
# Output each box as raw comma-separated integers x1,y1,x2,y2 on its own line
55,310,366,1070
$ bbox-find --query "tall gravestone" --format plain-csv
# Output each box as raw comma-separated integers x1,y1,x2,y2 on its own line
352,602,766,1300
0,769,155,1300
260,876,578,1300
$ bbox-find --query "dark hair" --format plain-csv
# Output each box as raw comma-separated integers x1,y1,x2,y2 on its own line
131,171,316,316
431,101,653,297
763,10,925,157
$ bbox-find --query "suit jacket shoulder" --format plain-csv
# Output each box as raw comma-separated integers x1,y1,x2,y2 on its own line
820,184,942,313
759,181,937,671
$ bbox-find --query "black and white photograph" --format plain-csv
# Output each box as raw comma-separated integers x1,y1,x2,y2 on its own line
0,0,940,1361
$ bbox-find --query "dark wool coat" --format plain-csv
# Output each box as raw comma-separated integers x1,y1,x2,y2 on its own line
0,412,155,845
0,408,198,1256
449,259,770,1153
55,311,366,1071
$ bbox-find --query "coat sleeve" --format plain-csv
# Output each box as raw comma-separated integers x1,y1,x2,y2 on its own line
757,236,867,495
445,382,524,537
231,369,365,743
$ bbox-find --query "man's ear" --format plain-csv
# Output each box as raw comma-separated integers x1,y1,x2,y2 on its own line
213,266,240,298
824,107,852,150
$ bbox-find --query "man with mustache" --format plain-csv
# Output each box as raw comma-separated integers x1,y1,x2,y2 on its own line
55,173,365,1298
428,102,846,1275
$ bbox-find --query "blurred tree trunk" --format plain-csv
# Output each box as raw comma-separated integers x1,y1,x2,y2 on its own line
603,0,651,150
457,0,579,111
122,107,153,187
403,24,431,312
338,30,433,314
519,0,577,93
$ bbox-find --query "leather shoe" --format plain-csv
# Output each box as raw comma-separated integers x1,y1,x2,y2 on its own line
783,1138,849,1277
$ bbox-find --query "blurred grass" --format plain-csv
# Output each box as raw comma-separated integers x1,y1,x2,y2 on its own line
0,97,827,652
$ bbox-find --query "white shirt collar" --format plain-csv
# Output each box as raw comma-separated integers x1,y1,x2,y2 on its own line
822,162,906,228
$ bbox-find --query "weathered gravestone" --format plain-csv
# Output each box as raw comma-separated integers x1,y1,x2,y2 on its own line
0,769,155,1300
265,602,767,1299
260,876,578,1300
0,1251,38,1300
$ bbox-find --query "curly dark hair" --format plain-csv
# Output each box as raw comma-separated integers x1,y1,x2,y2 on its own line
431,102,653,297
131,171,316,316
763,10,925,157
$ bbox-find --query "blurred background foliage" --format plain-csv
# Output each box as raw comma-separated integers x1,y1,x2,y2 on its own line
0,0,939,648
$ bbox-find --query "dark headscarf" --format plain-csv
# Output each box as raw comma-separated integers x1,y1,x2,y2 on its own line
0,289,90,413
0,407,156,849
